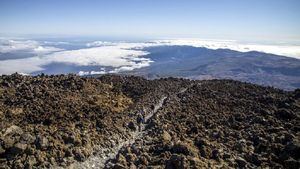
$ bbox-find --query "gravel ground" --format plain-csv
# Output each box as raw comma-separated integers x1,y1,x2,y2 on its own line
0,74,299,169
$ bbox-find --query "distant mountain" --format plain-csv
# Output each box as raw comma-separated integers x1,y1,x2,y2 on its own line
124,46,300,90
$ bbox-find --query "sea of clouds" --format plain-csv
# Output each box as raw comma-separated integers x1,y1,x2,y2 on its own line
0,38,299,75
0,39,63,54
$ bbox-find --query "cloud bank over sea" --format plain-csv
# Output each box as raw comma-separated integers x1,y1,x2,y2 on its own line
157,39,300,59
0,39,63,54
0,38,299,75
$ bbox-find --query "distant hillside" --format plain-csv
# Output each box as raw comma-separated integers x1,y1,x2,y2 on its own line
125,46,300,90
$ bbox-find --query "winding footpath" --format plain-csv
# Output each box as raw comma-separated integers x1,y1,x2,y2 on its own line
71,87,189,169
71,96,168,169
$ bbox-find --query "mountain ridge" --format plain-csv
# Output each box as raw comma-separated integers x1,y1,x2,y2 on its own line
121,46,300,90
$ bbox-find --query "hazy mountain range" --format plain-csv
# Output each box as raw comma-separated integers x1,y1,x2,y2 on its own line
126,46,300,90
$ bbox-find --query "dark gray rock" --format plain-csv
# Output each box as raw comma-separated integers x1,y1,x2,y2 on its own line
166,154,187,169
284,158,300,169
128,121,137,131
235,157,247,168
36,136,48,150
20,133,36,144
3,125,23,136
10,143,27,155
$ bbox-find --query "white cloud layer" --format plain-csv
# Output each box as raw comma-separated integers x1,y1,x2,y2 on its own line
0,42,153,75
155,39,300,59
87,39,300,59
86,41,117,47
0,38,300,75
0,57,47,74
43,41,70,45
0,39,63,54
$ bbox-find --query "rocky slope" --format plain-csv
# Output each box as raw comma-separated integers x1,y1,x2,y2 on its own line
0,74,299,169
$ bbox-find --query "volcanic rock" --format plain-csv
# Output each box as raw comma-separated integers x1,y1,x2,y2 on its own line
0,74,299,168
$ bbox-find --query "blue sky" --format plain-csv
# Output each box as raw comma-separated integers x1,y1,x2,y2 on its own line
0,0,299,41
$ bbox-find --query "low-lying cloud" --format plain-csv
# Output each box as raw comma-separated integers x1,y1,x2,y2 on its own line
0,41,154,75
156,39,300,59
0,38,299,75
0,39,63,54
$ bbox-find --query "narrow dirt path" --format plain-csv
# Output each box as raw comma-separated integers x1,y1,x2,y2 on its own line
104,87,189,168
145,96,168,123
71,96,168,169
71,86,190,169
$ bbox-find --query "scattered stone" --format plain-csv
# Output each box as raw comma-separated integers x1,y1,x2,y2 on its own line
25,155,37,168
0,145,5,154
195,138,209,148
285,141,300,158
113,163,127,169
162,130,172,143
2,137,15,149
116,154,127,166
129,163,137,169
166,154,187,169
126,153,137,163
235,157,247,168
36,136,48,150
172,142,198,157
13,159,24,169
10,143,27,155
128,121,137,131
223,152,231,159
20,133,36,144
199,146,212,158
284,158,300,169
3,125,23,136
73,148,85,161
139,155,149,166
211,149,220,160
0,74,299,168
276,108,296,120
